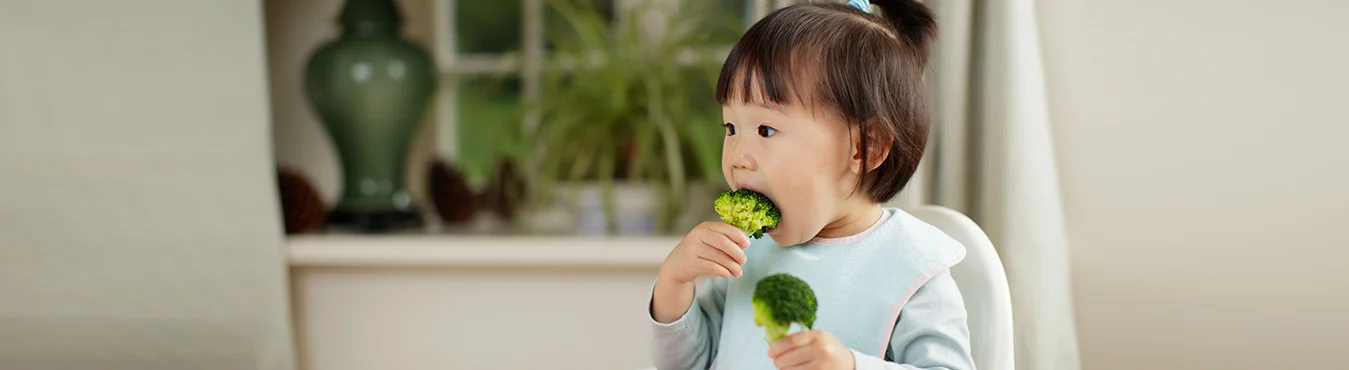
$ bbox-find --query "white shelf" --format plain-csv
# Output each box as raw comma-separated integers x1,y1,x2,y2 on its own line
287,234,677,269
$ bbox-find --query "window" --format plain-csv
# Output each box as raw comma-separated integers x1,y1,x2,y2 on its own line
432,0,798,183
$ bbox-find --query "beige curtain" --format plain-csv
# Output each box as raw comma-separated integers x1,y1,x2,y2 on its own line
0,1,295,369
904,1,1084,369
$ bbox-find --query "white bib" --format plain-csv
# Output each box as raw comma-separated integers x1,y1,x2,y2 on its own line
710,208,966,369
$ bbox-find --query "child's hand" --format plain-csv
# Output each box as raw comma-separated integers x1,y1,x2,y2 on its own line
768,330,855,370
659,221,751,283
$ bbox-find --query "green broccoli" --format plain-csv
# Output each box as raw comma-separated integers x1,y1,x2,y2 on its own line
714,188,781,239
752,273,817,343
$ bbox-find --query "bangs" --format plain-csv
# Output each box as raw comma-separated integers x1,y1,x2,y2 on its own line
715,43,820,110
714,3,895,118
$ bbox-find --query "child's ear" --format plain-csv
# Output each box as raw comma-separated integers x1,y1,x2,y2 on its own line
850,120,893,174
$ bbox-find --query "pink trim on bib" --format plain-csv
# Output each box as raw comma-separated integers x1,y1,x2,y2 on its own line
876,246,967,357
808,210,892,246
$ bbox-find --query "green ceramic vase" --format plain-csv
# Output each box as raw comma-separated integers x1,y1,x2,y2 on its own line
304,0,436,231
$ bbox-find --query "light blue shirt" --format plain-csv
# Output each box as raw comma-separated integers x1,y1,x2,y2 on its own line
648,208,976,370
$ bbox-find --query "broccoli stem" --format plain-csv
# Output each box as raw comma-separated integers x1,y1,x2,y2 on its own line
754,299,794,343
764,322,791,343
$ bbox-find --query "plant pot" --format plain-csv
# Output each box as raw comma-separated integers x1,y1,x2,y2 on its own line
576,182,658,234
303,0,436,232
519,181,721,235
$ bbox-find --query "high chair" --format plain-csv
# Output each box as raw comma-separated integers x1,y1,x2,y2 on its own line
909,205,1015,370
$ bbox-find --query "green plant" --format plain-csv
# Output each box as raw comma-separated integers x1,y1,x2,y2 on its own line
511,0,744,234
714,188,782,239
753,273,818,343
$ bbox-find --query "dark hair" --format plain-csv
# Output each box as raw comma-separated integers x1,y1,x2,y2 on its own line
715,0,937,202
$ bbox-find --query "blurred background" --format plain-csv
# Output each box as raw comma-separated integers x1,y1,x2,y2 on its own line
2,0,1347,370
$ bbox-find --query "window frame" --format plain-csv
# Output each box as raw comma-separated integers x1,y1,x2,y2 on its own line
429,0,797,179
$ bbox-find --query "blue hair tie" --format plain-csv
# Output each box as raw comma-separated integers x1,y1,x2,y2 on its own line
846,0,871,12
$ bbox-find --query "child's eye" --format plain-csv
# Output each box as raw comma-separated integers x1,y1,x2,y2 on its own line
757,125,778,137
723,123,737,136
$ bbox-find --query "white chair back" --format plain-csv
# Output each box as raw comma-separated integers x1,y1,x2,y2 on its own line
908,205,1015,370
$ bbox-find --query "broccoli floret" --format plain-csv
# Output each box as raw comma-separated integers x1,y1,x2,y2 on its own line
752,273,817,343
714,188,781,239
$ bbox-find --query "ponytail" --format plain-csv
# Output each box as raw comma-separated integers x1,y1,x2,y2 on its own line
869,0,937,66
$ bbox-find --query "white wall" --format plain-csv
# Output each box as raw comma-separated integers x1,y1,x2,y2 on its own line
0,1,294,369
1037,1,1349,368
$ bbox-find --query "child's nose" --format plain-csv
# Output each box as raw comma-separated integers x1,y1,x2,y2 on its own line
732,150,758,171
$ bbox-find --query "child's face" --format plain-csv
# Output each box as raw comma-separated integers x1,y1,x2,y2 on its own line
721,100,864,246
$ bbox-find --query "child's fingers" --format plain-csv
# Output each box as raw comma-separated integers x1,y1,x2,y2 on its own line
771,347,816,370
699,232,748,265
695,257,735,279
706,222,752,248
698,247,743,278
768,331,815,358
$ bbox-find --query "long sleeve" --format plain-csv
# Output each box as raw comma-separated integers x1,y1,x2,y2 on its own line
853,270,976,370
648,276,729,370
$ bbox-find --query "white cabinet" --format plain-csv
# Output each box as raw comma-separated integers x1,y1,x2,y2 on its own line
288,236,673,370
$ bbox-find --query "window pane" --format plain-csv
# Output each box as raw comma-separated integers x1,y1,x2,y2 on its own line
456,1,522,54
457,75,523,182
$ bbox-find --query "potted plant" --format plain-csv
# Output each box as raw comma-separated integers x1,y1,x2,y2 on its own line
506,0,743,235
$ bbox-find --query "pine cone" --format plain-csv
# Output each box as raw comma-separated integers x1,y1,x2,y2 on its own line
277,166,327,234
428,159,477,224
483,157,528,221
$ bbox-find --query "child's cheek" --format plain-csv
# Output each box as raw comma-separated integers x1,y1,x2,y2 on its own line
776,166,822,231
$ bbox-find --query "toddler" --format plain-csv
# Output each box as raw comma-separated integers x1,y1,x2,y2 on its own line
648,1,975,369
